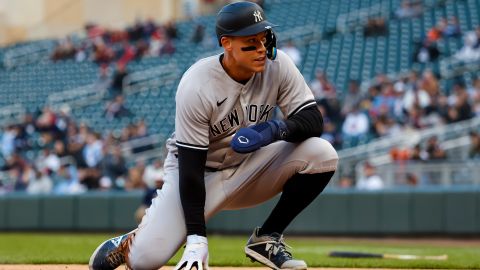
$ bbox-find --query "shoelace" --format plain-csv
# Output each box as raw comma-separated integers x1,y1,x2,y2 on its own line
276,236,293,259
265,235,293,260
106,234,134,270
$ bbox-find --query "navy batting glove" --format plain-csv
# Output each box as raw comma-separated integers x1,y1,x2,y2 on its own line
231,120,288,153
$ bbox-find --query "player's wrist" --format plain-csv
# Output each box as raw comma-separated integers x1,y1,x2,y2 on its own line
186,234,208,245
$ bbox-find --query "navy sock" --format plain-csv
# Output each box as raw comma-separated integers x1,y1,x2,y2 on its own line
258,171,335,236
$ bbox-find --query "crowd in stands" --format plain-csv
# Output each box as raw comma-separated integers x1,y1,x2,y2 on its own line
309,68,479,150
0,104,160,195
51,19,179,66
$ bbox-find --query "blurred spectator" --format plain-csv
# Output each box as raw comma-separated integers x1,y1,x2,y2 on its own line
110,64,129,97
423,136,446,160
160,39,176,56
143,158,165,189
143,18,157,37
1,125,16,158
35,148,60,173
469,131,480,159
36,107,57,133
280,40,302,66
413,39,440,63
405,173,419,186
337,175,354,188
127,20,144,42
468,77,480,116
420,69,440,99
164,20,179,39
341,105,369,147
117,42,136,67
191,23,206,44
51,37,76,62
390,146,410,161
446,82,472,123
105,95,133,120
454,28,480,62
27,169,53,194
93,42,115,65
83,132,104,168
310,69,336,101
372,112,401,138
427,24,443,43
442,17,461,38
402,83,431,112
356,162,384,190
1,153,28,190
341,79,363,116
149,28,166,56
363,17,388,37
370,82,397,118
135,40,150,59
54,164,87,194
395,0,423,19
101,145,128,189
126,161,146,190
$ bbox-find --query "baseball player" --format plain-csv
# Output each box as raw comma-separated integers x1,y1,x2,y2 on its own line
89,1,338,270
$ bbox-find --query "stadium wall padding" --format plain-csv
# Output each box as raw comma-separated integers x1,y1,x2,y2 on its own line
0,188,479,235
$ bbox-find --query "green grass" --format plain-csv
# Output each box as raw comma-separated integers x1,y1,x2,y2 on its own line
0,233,479,269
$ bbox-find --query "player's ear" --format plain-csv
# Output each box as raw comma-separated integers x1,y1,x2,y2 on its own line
221,36,232,50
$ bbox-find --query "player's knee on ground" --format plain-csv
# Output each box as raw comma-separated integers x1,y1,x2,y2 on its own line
295,137,338,173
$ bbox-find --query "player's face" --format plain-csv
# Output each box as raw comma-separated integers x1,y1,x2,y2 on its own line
230,31,268,72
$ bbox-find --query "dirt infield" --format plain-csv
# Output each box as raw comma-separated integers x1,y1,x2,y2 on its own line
0,267,431,270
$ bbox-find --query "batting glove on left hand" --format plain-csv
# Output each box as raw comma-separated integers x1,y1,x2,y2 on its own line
175,235,209,270
231,120,289,153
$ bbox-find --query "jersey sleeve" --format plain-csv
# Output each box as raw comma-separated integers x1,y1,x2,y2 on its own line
175,82,211,151
276,50,317,118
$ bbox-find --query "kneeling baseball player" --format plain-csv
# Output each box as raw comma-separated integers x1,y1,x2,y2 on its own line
89,1,338,269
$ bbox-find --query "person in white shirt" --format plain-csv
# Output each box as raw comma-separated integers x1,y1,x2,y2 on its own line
27,169,53,194
142,158,164,189
356,162,384,190
341,105,370,147
280,40,302,66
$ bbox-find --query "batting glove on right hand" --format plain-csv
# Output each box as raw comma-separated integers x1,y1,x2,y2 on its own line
175,235,209,270
231,120,289,153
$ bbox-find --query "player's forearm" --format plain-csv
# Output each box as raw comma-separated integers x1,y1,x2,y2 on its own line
284,105,324,142
178,146,208,237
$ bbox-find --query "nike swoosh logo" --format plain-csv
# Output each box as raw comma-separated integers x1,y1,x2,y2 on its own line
217,97,227,106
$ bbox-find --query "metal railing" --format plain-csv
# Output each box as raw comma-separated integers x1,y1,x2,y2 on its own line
46,83,107,111
336,117,480,179
439,56,480,79
336,1,392,33
123,62,180,94
0,104,26,126
119,133,168,163
336,0,453,34
3,40,55,69
355,161,480,187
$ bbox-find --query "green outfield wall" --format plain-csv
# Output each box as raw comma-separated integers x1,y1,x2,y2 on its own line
0,187,479,235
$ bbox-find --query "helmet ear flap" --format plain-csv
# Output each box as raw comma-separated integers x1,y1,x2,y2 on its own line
265,29,277,60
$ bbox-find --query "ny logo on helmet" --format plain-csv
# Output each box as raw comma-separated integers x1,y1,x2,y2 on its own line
253,10,263,22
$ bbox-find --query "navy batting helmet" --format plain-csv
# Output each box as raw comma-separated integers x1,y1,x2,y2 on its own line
216,1,277,60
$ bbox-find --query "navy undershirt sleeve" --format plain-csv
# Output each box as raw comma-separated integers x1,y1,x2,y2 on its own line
177,146,208,237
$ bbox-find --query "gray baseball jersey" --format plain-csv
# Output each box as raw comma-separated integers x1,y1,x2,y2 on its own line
167,49,316,168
